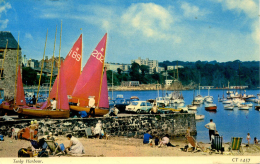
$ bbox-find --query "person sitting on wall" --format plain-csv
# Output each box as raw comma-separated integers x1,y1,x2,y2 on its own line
109,105,119,116
151,103,158,114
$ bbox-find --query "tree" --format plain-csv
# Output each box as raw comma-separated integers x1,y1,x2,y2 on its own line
22,67,37,85
129,62,141,81
140,65,149,76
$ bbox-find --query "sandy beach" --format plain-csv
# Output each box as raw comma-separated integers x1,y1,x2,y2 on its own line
1,135,260,158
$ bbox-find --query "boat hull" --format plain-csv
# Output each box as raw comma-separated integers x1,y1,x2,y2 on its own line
70,105,109,116
205,106,217,111
17,108,70,118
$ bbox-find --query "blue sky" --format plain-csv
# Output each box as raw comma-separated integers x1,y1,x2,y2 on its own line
0,0,259,65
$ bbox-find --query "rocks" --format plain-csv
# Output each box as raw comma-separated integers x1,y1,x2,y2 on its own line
0,113,196,139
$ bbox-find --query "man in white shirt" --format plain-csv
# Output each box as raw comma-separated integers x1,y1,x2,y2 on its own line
205,119,216,141
51,98,57,110
88,96,95,117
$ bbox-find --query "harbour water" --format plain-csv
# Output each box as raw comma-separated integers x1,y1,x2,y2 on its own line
108,89,260,144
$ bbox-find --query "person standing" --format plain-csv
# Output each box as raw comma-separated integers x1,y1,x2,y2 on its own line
51,98,57,110
247,133,251,146
88,96,95,117
31,95,36,105
204,119,216,141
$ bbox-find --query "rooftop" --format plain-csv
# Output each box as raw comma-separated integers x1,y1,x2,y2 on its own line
0,31,21,50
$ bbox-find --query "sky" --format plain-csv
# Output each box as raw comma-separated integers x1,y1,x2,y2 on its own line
0,0,259,65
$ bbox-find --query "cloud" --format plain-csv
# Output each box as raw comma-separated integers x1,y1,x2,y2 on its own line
0,1,11,29
0,1,11,18
181,2,209,18
217,0,257,18
25,33,33,40
120,3,180,43
0,19,8,29
216,0,259,43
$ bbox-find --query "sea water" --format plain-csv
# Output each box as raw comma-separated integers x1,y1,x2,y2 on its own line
108,89,260,144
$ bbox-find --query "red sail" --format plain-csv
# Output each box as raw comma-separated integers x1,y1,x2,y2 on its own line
16,65,26,106
49,34,82,102
99,68,109,108
72,33,107,106
56,63,69,110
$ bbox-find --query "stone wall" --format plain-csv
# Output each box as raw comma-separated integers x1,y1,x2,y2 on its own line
0,113,196,138
0,49,22,98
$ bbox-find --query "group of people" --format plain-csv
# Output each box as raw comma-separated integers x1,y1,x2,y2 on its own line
205,119,259,146
143,130,176,147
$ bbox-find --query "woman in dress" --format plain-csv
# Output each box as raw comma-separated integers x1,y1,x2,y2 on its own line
65,134,85,154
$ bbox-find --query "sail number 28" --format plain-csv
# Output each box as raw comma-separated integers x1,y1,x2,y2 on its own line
91,49,104,63
68,50,81,61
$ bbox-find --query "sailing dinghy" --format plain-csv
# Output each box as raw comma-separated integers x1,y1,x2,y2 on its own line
69,33,109,116
16,34,83,118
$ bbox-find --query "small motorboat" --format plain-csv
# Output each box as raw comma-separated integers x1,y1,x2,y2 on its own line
187,105,197,110
205,103,217,111
224,104,234,110
195,114,205,120
222,100,232,104
255,105,260,111
238,104,249,110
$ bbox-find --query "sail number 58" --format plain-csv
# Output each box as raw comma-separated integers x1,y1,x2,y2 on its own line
91,49,104,63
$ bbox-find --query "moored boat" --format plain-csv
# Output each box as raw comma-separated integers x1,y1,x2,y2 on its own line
205,103,217,111
187,105,197,110
224,104,234,110
195,114,205,120
69,33,109,116
238,104,249,110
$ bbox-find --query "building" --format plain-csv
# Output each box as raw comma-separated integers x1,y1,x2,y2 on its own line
22,55,27,67
167,65,184,70
121,81,139,87
131,57,164,74
104,62,131,73
229,86,248,89
165,79,173,86
0,31,22,98
200,86,214,89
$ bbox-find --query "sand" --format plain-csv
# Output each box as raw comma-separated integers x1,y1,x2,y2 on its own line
1,135,260,158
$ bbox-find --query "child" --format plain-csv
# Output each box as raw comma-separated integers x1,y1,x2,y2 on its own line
254,137,258,144
154,136,159,146
247,133,251,146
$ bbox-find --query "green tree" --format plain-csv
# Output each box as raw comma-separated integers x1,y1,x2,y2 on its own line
129,62,141,81
22,67,37,85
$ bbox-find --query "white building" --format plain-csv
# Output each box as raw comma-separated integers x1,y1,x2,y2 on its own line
165,79,173,86
104,62,131,73
131,57,164,74
22,55,27,67
167,65,184,70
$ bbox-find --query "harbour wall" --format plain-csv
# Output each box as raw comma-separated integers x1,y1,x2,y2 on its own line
0,113,196,138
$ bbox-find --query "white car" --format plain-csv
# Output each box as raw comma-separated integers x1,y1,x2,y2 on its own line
125,101,152,114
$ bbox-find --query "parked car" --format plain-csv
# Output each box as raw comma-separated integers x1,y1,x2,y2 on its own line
109,96,139,113
125,101,152,114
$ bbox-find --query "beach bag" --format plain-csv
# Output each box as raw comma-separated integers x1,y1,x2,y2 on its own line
0,134,4,141
18,148,30,157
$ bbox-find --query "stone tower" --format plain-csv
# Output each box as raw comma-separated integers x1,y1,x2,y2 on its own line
0,31,22,99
